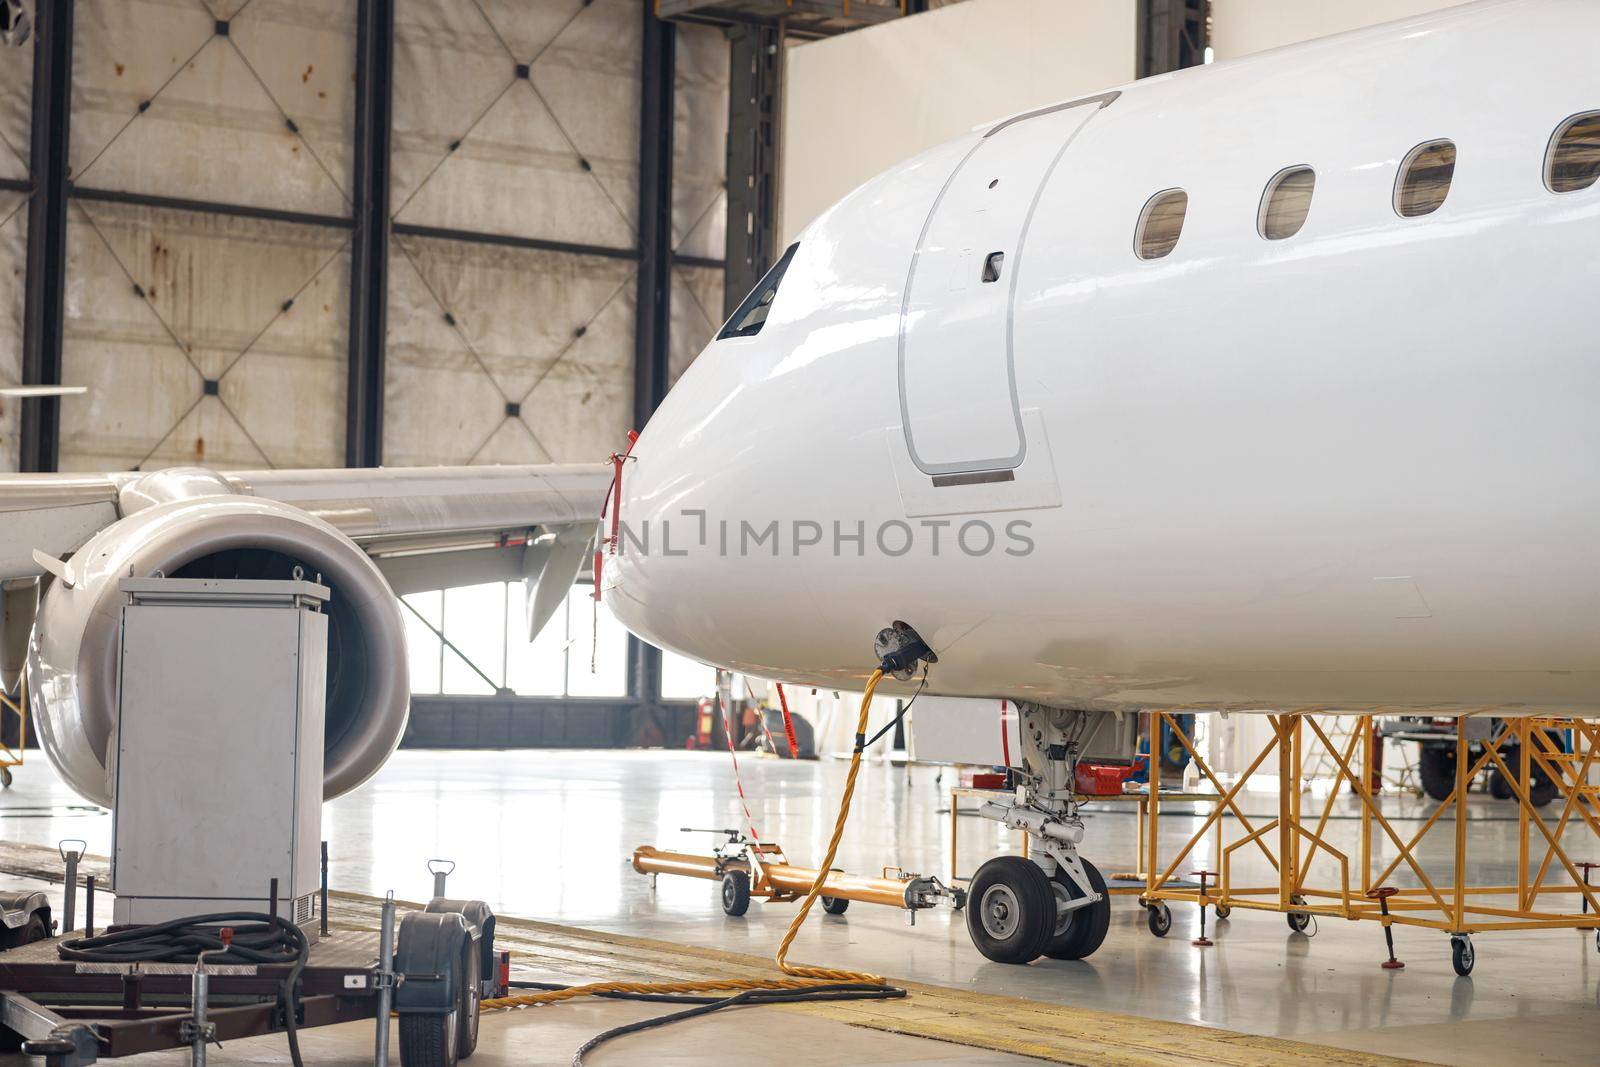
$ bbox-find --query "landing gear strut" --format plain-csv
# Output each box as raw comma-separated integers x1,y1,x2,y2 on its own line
965,704,1113,964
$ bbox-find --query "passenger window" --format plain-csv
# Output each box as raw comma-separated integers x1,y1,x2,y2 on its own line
1134,189,1187,260
1258,166,1315,240
719,243,799,339
1395,140,1456,217
1546,111,1600,193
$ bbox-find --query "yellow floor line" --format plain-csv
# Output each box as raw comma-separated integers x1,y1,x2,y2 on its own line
0,844,1438,1066
327,890,1439,1067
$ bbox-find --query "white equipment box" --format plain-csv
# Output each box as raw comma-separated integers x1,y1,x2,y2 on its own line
111,577,328,930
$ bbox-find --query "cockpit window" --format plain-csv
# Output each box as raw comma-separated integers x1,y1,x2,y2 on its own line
718,243,799,340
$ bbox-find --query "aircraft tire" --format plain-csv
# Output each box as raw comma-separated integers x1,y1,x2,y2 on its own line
966,856,1054,964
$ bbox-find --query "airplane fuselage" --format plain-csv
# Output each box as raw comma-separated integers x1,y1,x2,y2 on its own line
607,1,1600,715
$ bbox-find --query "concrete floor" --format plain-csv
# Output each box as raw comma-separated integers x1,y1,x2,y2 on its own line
3,748,1599,1064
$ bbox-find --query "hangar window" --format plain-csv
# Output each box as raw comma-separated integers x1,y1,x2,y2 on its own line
719,242,799,339
1394,140,1457,217
1134,189,1187,260
1546,111,1600,193
1258,166,1315,240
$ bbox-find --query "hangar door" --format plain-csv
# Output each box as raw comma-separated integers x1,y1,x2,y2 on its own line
898,99,1107,477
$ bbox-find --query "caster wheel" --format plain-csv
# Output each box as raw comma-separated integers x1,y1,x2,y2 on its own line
1287,895,1311,933
721,871,751,917
1146,901,1173,938
1451,935,1474,976
1043,858,1111,960
821,895,849,916
1214,905,1232,920
965,856,1054,964
0,766,11,789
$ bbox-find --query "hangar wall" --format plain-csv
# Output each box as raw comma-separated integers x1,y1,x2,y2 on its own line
0,35,28,473
1210,0,1474,60
3,0,727,475
3,1,730,733
779,0,1138,244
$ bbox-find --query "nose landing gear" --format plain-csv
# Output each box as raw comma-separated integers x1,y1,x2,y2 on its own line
965,704,1114,964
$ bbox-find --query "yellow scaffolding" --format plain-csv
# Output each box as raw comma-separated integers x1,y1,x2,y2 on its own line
0,674,23,788
1140,711,1600,971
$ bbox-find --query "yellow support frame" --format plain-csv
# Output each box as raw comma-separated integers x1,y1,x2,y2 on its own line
1139,711,1600,938
0,675,24,782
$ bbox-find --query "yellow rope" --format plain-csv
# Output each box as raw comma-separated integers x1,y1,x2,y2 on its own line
481,668,889,1010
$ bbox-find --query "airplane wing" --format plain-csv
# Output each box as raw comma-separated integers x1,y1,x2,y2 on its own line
0,465,613,635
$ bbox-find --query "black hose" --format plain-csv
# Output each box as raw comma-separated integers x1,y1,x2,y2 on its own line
507,977,905,1007
564,982,907,1066
59,911,309,1067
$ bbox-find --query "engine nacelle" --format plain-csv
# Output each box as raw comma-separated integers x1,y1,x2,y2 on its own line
27,483,409,808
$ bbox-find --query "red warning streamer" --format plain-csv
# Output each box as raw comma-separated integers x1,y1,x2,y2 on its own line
1000,699,1013,768
775,683,800,759
593,430,640,601
718,682,766,846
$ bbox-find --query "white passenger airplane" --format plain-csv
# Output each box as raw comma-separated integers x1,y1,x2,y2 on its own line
596,0,1600,962
0,0,1594,966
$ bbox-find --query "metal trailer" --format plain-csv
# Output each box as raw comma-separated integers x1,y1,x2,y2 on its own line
0,873,501,1067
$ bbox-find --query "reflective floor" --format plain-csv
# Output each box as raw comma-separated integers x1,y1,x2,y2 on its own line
3,748,1599,1064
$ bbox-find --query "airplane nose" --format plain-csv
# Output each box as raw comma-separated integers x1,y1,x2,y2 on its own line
599,362,730,660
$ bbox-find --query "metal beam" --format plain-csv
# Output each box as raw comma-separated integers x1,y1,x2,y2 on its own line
346,0,395,468
723,21,781,317
393,221,638,262
628,3,676,714
69,184,354,230
19,0,73,474
1138,0,1209,78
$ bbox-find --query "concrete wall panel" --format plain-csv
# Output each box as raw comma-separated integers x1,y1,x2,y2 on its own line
1210,0,1473,60
72,0,356,213
780,0,1137,243
391,0,639,249
673,21,727,263
669,265,723,389
384,234,635,466
0,193,24,473
60,203,349,471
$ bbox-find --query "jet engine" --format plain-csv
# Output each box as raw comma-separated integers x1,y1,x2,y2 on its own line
27,471,409,808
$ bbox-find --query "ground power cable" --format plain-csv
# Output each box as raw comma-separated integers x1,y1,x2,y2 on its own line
480,667,907,1064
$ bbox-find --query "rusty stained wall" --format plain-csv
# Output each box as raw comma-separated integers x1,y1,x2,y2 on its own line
62,203,350,470
0,31,30,473
384,0,644,466
60,0,356,471
385,236,635,466
668,20,726,390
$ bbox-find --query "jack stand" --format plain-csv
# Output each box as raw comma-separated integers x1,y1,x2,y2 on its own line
374,892,397,1067
1191,871,1215,947
182,927,232,1066
428,859,455,899
1578,862,1598,930
320,842,330,938
57,841,84,933
1368,887,1404,970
